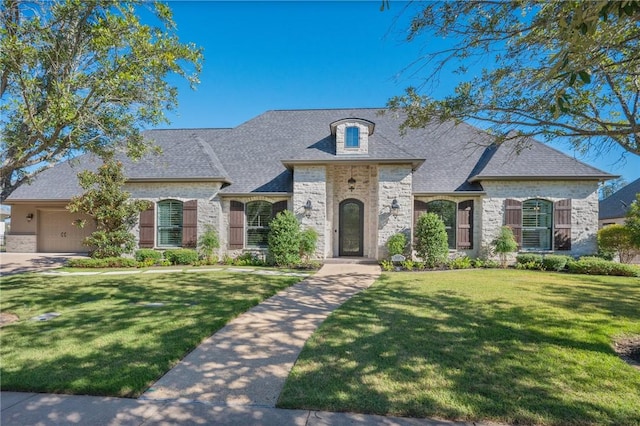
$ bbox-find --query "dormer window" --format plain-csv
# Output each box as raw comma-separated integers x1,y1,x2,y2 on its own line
330,118,374,156
345,126,360,148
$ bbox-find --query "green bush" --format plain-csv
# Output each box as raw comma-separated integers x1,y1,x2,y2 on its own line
164,249,199,265
415,212,449,268
233,252,265,266
493,226,518,267
516,253,543,270
448,256,472,269
134,249,163,263
567,256,640,277
380,260,394,272
386,233,407,257
66,257,138,268
198,225,220,263
542,254,571,271
267,210,301,267
598,224,637,263
299,228,318,261
402,259,415,271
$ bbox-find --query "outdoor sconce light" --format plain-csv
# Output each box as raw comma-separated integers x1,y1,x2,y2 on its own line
391,199,400,217
348,177,356,191
26,213,34,222
303,199,313,218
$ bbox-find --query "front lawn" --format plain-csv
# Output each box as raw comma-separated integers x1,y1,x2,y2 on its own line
278,270,640,426
0,271,300,397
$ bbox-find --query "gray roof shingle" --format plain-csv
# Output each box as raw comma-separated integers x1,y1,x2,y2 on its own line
599,177,640,220
6,108,614,201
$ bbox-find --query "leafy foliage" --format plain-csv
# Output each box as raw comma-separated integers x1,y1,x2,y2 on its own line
0,0,202,201
198,225,220,263
626,193,640,248
541,255,572,272
414,212,449,268
67,156,150,258
164,249,199,265
299,227,318,262
267,210,301,267
598,224,638,263
387,0,640,156
134,249,163,264
386,233,407,257
492,226,519,267
66,257,138,268
567,256,640,277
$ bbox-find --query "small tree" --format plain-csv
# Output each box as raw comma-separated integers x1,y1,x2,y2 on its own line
626,193,640,249
299,227,318,262
414,212,449,268
493,226,519,268
198,225,220,264
267,210,301,267
67,156,150,258
386,233,407,258
598,224,637,264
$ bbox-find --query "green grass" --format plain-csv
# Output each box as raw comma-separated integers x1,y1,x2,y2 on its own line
278,270,640,426
0,271,300,397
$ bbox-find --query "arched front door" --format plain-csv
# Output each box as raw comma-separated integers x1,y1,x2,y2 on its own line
339,199,364,256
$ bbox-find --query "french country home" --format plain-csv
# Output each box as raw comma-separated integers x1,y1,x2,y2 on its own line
5,108,614,260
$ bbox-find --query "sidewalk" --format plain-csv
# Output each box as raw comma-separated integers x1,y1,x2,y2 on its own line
1,262,491,425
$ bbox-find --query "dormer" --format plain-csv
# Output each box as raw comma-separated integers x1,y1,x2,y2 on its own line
330,118,375,155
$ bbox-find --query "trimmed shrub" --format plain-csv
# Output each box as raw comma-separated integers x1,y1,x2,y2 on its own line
386,233,407,257
542,254,571,272
402,259,415,271
267,210,301,267
66,257,138,268
516,253,543,270
164,249,199,265
415,212,449,268
134,249,163,263
597,224,637,263
233,252,265,266
493,226,518,267
380,260,394,272
567,256,640,277
198,225,220,264
299,228,318,262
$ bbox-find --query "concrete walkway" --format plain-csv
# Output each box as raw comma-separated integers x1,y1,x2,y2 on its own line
0,252,87,275
1,262,492,425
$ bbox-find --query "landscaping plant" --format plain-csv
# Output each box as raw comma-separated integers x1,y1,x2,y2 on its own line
386,233,407,258
414,212,449,268
299,227,318,262
493,226,518,268
198,225,220,264
598,224,637,264
267,210,301,267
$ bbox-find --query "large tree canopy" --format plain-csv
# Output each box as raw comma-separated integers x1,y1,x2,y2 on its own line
387,1,640,156
0,0,202,201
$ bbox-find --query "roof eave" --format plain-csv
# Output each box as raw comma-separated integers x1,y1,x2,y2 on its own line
218,192,293,197
127,177,232,184
413,191,486,197
468,174,617,183
282,158,425,171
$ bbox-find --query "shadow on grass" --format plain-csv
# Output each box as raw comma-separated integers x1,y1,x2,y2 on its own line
278,272,640,425
0,272,300,397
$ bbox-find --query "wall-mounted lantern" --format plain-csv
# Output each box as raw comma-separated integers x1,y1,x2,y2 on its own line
391,199,400,217
303,199,313,218
26,213,34,222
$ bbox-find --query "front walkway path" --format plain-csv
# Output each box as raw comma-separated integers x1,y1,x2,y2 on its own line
141,263,380,407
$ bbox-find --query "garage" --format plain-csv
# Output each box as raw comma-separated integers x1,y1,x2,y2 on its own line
37,210,97,252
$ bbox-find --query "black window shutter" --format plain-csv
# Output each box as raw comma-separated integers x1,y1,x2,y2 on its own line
229,201,244,250
139,203,155,248
505,199,522,248
182,200,198,248
457,200,473,249
554,199,572,251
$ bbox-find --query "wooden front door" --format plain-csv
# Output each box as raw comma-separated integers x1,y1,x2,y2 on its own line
339,199,364,256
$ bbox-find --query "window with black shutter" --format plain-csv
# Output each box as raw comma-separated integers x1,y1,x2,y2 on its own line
139,203,155,248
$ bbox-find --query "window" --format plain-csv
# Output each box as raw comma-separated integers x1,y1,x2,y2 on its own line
522,199,552,250
345,126,359,148
426,200,456,249
246,201,272,248
157,200,183,247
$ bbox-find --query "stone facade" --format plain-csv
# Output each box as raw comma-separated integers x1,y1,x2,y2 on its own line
480,180,600,258
335,122,370,155
377,165,412,259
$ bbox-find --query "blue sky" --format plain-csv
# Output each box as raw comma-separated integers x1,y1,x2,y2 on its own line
159,1,639,185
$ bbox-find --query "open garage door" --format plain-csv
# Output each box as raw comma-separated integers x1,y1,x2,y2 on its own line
38,210,96,253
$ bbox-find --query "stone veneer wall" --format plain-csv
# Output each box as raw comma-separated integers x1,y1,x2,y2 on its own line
413,195,483,258
377,165,412,259
335,122,370,155
126,181,224,252
293,165,327,258
6,234,37,252
480,180,600,258
327,164,378,258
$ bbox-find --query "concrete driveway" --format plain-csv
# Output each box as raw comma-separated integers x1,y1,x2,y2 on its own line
0,253,88,275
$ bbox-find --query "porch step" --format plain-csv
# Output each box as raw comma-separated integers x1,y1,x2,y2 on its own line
323,257,379,265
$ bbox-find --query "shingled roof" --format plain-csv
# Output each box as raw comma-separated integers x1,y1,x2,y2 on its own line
6,108,614,201
599,177,640,220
